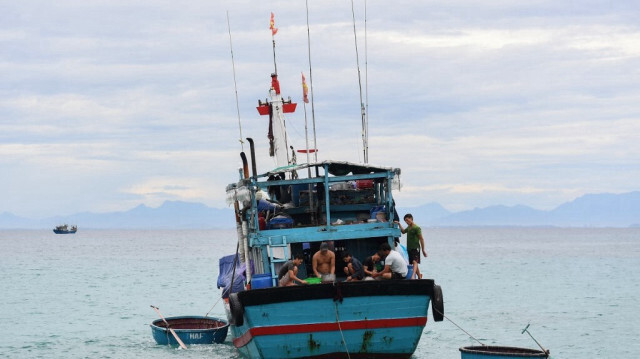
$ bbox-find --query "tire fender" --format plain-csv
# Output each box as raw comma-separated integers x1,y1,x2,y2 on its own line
431,284,444,322
229,293,244,326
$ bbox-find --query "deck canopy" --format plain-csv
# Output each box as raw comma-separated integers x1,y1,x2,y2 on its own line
260,161,399,179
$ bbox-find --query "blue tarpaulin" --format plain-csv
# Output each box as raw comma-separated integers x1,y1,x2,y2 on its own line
217,254,246,298
267,216,293,229
257,199,278,211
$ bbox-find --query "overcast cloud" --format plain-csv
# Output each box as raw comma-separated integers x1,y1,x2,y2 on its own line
1,0,638,217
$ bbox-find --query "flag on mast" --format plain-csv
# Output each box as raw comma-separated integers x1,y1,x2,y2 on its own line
270,12,278,36
302,72,309,103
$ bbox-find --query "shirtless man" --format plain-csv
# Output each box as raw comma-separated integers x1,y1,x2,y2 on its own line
312,242,335,282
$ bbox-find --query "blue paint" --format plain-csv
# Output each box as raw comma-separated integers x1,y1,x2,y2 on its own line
290,183,308,206
228,294,431,358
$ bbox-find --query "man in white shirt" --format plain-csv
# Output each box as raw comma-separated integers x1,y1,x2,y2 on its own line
372,242,408,280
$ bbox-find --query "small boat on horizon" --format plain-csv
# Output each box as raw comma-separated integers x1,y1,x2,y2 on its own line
53,224,77,234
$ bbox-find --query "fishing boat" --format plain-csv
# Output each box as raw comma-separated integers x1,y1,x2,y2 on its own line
217,14,444,359
53,224,77,234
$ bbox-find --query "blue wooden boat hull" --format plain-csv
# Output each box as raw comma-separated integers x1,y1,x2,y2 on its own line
150,316,228,346
460,346,549,359
226,280,438,359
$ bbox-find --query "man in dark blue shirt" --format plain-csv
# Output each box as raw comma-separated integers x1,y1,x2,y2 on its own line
342,252,364,281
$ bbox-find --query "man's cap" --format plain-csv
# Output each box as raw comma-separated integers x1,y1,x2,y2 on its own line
320,242,329,251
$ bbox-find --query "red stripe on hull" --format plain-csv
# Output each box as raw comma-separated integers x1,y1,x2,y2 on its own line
233,316,427,348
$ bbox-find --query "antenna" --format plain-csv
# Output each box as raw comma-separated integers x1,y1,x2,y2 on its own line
305,0,319,164
227,11,244,151
364,0,369,155
270,12,278,75
350,0,368,163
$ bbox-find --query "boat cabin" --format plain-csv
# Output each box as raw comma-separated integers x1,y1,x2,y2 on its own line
227,161,403,286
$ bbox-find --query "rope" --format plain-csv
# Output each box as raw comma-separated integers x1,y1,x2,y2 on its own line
433,307,485,346
204,295,223,318
334,301,351,359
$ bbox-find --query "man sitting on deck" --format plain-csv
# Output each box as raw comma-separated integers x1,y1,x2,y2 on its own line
278,253,308,286
342,251,364,281
372,242,408,280
312,242,335,282
363,253,382,280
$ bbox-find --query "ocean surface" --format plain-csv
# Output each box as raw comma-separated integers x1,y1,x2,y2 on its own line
1,228,638,358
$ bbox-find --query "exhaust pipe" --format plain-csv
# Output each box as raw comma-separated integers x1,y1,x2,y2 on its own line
240,152,249,179
246,138,257,178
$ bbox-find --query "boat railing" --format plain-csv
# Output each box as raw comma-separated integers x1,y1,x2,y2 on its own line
249,221,399,246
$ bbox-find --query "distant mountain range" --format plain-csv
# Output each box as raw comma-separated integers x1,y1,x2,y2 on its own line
1,192,639,229
397,191,640,227
0,201,233,230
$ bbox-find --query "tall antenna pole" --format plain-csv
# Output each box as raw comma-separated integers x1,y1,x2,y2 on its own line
270,12,278,75
305,0,319,163
350,0,368,163
364,0,369,156
227,11,244,151
272,40,278,75
302,73,311,169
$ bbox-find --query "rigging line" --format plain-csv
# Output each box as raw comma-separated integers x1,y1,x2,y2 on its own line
433,307,485,346
305,0,318,163
227,11,244,151
204,294,223,318
350,0,368,163
334,301,351,359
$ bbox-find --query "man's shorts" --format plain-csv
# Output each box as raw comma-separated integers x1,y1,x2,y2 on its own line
391,272,405,280
278,272,291,287
408,248,421,264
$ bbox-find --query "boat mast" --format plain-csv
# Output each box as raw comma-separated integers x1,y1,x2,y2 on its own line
257,13,297,171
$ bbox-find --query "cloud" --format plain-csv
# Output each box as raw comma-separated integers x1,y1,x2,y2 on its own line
1,1,639,217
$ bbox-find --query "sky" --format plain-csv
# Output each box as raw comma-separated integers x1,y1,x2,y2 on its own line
1,0,639,218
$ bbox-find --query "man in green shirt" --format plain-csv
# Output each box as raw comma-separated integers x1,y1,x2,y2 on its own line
395,213,427,279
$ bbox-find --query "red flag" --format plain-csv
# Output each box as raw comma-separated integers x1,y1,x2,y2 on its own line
301,72,309,103
270,12,278,36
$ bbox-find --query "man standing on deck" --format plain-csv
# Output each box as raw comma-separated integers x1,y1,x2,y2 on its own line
395,213,426,279
312,242,335,282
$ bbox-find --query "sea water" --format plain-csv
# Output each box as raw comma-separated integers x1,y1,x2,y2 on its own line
1,228,638,358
